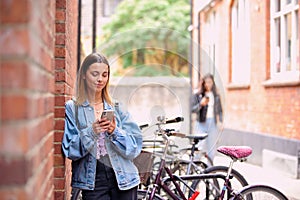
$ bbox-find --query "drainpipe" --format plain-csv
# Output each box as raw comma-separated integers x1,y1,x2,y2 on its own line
197,11,201,80
92,0,97,52
77,0,82,71
189,0,193,135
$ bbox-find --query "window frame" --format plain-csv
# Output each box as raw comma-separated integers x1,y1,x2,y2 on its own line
270,0,299,82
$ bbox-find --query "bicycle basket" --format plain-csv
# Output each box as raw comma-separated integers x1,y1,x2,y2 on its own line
133,150,154,184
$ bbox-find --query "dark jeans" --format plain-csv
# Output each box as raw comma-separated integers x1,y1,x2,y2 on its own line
82,155,137,200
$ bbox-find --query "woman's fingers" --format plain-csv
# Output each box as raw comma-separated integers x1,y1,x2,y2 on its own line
107,118,116,134
93,117,116,134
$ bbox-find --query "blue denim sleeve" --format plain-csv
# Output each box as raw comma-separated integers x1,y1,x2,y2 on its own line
107,102,143,160
62,100,97,161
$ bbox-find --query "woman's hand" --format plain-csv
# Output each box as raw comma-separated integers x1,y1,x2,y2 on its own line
92,117,116,135
200,96,209,106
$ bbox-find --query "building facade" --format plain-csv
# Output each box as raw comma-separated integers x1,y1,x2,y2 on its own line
191,0,300,177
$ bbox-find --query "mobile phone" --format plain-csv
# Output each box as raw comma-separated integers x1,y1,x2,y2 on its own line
101,110,114,121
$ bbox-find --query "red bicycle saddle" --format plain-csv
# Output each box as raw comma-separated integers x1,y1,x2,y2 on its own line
217,146,252,159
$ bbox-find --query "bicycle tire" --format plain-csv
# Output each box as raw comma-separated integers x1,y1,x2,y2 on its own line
173,160,209,175
137,189,164,200
234,184,288,200
190,165,249,199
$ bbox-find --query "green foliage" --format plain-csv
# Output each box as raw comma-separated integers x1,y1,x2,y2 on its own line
100,0,190,76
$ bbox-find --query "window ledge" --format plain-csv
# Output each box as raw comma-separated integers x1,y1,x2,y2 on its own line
227,83,250,90
262,79,300,88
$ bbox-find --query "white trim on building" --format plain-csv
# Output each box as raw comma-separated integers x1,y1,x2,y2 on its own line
270,0,299,81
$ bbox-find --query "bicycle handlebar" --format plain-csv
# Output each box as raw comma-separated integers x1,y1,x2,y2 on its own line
167,132,186,138
139,124,149,129
165,117,184,124
139,116,184,130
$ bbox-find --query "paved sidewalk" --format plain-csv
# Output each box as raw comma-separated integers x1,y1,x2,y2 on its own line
214,156,300,200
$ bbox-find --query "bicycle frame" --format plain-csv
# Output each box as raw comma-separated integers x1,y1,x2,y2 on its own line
164,159,238,200
144,120,194,200
150,152,240,200
142,117,237,200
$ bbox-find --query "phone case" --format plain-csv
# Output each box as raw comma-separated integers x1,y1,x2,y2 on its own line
101,110,114,121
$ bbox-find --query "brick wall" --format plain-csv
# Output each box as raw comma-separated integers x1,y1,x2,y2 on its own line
0,0,56,199
54,0,78,200
0,0,78,199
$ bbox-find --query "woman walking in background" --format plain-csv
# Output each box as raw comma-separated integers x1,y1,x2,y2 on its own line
62,53,143,200
192,73,223,161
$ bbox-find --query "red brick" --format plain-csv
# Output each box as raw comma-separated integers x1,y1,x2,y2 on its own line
55,34,66,45
0,188,26,200
54,142,63,154
55,46,66,58
54,191,65,200
54,154,65,166
46,96,55,113
55,107,66,118
26,115,54,150
40,48,54,73
28,150,54,200
48,77,56,94
54,166,65,178
56,0,66,9
55,95,68,106
56,10,66,21
55,23,65,33
0,123,29,154
1,95,30,121
0,157,30,185
55,70,66,82
54,178,65,190
0,0,30,24
0,61,28,89
0,28,30,56
54,131,64,142
55,59,66,69
55,82,66,94
55,118,65,130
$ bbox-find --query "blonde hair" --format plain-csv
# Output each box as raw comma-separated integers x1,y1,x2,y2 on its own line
75,53,113,105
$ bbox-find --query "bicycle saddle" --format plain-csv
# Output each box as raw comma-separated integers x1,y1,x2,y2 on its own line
217,146,252,159
185,133,208,140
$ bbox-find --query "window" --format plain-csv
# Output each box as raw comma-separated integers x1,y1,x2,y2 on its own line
230,0,251,84
201,10,219,76
102,0,123,17
270,0,299,81
207,11,217,75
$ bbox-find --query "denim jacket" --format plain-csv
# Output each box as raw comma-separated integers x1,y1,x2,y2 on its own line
62,99,143,191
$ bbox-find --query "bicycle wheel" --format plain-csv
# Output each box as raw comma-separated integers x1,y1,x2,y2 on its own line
71,188,82,200
190,165,249,199
137,189,164,200
235,184,288,200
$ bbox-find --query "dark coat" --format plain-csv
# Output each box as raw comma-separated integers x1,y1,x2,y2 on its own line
191,92,223,123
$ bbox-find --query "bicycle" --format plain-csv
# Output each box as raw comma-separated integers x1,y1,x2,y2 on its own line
151,133,214,177
139,116,249,198
142,132,214,188
137,116,289,200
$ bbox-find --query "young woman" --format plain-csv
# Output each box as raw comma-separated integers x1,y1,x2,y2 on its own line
62,53,143,200
191,73,223,160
